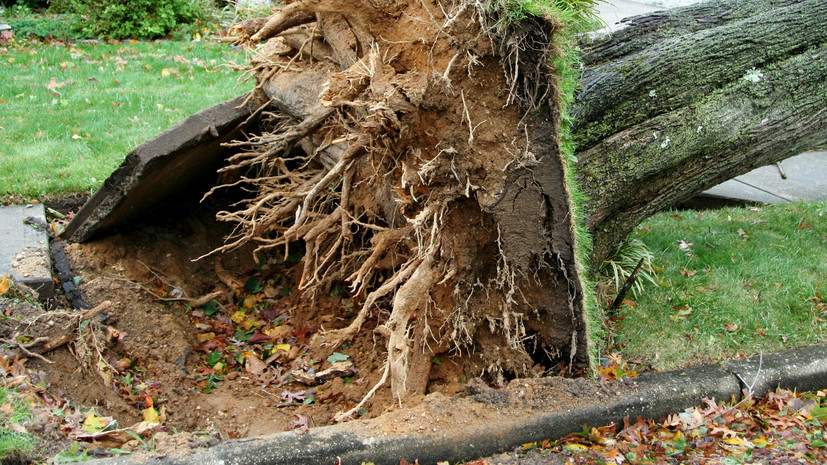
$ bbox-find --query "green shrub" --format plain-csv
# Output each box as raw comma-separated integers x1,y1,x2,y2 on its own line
69,0,207,39
8,17,84,39
0,0,45,11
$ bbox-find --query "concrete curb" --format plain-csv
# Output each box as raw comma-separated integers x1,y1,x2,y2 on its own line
86,344,827,465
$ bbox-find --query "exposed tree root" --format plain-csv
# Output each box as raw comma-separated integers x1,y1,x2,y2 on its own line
209,0,590,417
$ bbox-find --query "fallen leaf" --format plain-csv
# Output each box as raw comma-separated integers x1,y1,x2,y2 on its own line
83,413,113,433
0,403,13,415
142,407,160,423
0,276,9,296
288,414,309,434
678,239,693,250
724,323,738,332
245,355,267,376
45,77,67,95
327,352,350,364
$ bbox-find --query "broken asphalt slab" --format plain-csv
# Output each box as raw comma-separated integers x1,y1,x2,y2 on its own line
62,92,264,243
0,203,54,299
86,344,827,465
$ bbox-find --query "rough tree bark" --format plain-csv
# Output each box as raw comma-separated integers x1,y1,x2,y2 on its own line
572,0,827,265
211,0,591,418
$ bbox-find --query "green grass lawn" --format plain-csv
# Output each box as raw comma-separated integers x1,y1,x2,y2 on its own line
0,386,35,461
610,202,827,370
0,38,250,199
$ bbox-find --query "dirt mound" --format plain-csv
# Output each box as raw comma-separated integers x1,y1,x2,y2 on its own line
3,199,618,451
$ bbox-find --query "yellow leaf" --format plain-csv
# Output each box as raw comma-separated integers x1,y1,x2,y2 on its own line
240,318,262,330
197,332,215,342
161,68,171,77
144,64,152,71
273,343,291,352
231,311,247,324
723,437,746,445
82,413,111,433
156,103,164,110
130,39,137,45
563,443,589,452
142,407,160,423
0,276,10,296
243,295,258,309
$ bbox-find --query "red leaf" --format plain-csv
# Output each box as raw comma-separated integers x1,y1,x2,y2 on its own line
248,332,270,343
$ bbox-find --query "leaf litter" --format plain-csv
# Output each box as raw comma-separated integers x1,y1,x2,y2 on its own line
472,388,827,464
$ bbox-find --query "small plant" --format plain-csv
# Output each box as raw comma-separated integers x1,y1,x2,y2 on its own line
8,16,84,40
599,236,658,298
53,442,93,463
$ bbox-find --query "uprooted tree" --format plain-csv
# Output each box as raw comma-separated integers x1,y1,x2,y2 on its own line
207,0,593,418
63,0,827,420
204,0,827,416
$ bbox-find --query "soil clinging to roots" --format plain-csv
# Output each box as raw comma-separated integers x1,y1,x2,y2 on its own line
211,0,590,419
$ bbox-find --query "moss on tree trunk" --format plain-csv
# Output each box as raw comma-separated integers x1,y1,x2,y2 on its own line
573,0,827,265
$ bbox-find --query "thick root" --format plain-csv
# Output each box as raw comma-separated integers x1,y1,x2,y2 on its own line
321,256,422,349
382,252,438,402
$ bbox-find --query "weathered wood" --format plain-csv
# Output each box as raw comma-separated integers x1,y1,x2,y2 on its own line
573,0,827,264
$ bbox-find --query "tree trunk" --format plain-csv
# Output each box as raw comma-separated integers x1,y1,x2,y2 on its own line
572,0,827,265
208,0,591,416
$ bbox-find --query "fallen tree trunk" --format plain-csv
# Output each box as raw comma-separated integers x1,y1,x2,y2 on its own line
572,0,827,264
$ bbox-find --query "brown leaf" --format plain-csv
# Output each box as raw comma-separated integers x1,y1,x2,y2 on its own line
724,323,738,332
245,354,267,376
288,414,309,434
45,77,67,95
